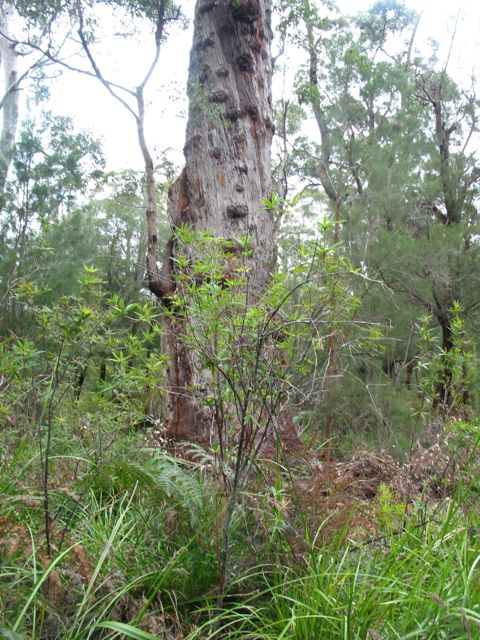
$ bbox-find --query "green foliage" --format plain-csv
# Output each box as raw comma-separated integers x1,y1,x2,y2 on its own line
375,483,405,532
0,429,219,637
11,111,103,213
415,302,476,413
170,221,366,452
0,268,166,442
0,108,106,334
278,0,480,442
0,488,211,636
190,495,480,639
95,622,164,639
1,2,480,637
13,0,182,28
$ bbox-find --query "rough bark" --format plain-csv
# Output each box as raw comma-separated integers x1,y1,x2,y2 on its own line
162,0,277,444
0,2,19,196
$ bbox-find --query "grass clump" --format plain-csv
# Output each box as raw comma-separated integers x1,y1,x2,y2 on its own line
190,488,480,640
0,433,219,638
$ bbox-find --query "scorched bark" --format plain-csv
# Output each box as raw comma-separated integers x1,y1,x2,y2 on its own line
157,0,276,443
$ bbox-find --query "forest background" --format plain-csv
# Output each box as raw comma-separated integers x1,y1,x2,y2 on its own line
1,0,480,638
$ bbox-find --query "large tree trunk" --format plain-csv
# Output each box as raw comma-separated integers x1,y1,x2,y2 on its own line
161,0,276,443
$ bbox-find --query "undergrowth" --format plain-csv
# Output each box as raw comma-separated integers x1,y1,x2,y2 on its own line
1,420,480,639
1,290,480,639
191,487,480,640
0,432,220,638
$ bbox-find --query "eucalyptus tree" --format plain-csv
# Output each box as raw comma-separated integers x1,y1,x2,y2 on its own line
149,0,282,443
380,65,480,410
0,0,79,195
0,110,104,333
5,0,298,447
280,0,480,420
0,1,48,194
4,0,184,302
276,0,420,445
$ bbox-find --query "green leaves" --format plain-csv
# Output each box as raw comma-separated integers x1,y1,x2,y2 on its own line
12,543,81,633
95,622,162,639
262,192,279,210
415,302,474,410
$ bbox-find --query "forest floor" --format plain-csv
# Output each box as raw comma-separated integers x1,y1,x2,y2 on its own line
1,426,479,639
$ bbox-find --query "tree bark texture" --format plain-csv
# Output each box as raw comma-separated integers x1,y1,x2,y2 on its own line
161,0,276,443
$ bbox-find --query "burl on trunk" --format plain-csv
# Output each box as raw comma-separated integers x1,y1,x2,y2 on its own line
157,0,280,444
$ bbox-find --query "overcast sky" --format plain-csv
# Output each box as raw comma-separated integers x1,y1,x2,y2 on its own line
45,0,480,172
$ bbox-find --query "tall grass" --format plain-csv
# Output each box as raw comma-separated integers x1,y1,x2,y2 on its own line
2,422,480,639
0,441,219,638
189,493,480,640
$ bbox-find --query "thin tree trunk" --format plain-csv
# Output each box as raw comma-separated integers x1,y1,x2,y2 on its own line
304,11,338,204
0,2,19,195
322,195,341,460
432,313,454,412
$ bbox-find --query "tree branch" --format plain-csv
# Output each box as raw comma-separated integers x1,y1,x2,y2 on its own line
138,0,168,91
0,28,136,98
75,2,138,120
0,55,45,112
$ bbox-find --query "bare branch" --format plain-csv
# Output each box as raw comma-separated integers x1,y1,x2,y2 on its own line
441,9,460,80
75,2,138,120
0,28,136,97
138,0,168,91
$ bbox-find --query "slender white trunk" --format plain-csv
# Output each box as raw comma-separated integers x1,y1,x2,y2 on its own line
0,2,19,194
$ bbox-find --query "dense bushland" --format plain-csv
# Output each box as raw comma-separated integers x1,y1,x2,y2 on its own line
1,0,480,637
1,245,479,638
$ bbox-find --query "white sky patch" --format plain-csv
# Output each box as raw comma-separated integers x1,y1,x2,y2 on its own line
38,0,480,172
